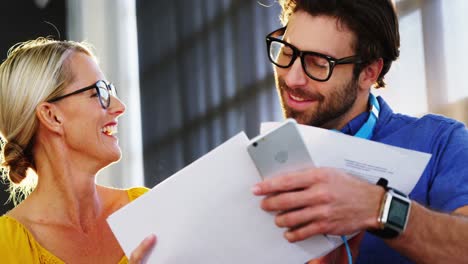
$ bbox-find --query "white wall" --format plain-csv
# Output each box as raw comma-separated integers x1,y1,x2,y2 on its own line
374,0,468,125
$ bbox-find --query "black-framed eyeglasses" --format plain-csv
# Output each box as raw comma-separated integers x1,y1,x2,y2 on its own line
266,27,362,82
47,80,116,109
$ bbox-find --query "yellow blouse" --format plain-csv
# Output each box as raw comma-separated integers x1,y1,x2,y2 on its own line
0,187,149,264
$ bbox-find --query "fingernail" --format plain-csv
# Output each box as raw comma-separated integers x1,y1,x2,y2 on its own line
251,185,261,195
145,234,156,243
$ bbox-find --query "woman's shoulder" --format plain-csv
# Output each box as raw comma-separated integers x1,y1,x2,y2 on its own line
0,215,29,241
126,186,150,201
0,214,18,233
98,186,150,215
98,185,149,203
0,215,42,262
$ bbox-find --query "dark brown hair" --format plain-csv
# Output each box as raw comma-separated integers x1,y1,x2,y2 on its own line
279,0,400,88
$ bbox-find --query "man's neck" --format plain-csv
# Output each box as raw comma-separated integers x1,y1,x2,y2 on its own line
321,93,370,131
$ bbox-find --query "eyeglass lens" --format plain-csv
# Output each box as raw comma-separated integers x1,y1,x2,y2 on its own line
269,40,331,80
96,81,116,108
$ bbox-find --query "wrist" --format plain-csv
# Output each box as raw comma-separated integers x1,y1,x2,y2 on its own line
365,183,386,230
367,182,412,239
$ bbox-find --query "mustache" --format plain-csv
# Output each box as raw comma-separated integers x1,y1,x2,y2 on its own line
278,78,324,101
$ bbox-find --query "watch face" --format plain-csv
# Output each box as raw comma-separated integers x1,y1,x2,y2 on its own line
388,196,410,229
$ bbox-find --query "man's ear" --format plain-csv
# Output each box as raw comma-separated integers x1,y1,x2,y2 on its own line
36,102,64,134
358,58,384,90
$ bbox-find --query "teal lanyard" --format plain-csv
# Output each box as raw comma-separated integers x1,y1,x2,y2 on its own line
351,93,380,140
338,93,380,264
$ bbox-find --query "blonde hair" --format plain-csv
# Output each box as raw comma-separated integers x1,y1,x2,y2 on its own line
0,38,95,204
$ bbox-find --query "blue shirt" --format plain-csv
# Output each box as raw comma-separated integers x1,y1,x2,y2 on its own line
343,97,468,264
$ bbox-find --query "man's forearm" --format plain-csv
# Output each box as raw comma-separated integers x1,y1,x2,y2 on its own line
385,202,468,263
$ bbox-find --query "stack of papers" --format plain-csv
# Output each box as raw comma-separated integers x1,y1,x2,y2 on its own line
108,123,431,263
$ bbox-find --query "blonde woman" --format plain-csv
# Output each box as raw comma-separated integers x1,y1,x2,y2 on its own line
0,38,155,263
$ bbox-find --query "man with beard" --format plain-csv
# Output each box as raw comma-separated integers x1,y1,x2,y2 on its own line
252,0,468,263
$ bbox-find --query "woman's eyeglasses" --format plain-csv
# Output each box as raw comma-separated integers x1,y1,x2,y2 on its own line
47,80,116,109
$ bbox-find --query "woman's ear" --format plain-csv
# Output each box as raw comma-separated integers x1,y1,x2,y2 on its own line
36,102,63,134
358,58,384,90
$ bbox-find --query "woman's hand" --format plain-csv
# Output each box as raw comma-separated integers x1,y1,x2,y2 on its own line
129,234,157,264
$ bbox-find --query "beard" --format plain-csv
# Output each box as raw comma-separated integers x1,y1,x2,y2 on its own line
276,76,358,128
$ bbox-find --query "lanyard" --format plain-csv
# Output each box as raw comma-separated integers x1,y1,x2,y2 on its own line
352,93,380,140
334,94,380,264
335,93,380,139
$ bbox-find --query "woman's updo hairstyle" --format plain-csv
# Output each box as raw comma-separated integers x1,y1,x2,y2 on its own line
0,38,94,204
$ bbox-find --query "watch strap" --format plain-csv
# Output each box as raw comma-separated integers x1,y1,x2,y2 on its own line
368,178,400,239
368,225,400,239
376,177,389,190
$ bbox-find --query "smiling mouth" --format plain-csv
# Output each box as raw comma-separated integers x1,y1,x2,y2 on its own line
286,89,318,103
101,125,118,136
289,93,309,102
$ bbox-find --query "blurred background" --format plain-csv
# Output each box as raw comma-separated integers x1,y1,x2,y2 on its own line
1,0,467,214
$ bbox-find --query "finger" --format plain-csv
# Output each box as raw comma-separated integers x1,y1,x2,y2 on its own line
261,190,305,212
252,168,323,195
129,234,157,263
275,206,322,228
261,185,331,212
284,220,331,242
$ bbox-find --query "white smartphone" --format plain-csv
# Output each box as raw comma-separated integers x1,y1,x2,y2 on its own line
248,120,344,247
247,119,315,179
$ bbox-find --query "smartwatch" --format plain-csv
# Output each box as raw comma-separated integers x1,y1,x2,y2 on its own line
369,178,411,239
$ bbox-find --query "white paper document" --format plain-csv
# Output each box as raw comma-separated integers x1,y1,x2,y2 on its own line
108,133,334,264
261,122,432,194
108,123,431,263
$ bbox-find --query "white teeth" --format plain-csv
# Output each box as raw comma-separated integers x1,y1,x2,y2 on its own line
101,125,117,136
290,94,306,102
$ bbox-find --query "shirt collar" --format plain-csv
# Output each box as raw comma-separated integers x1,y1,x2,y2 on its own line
339,95,392,138
339,111,371,136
